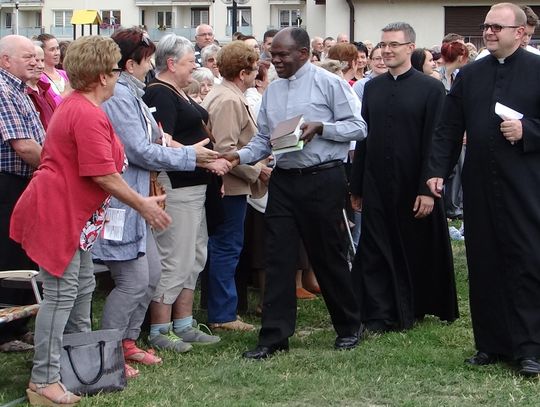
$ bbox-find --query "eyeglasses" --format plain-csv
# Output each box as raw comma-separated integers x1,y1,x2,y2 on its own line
377,41,411,49
111,67,122,75
480,23,521,33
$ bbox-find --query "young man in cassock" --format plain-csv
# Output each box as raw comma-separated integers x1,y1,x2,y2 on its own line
349,22,458,333
427,3,540,376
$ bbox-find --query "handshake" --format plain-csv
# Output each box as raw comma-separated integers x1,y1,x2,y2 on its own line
193,138,240,176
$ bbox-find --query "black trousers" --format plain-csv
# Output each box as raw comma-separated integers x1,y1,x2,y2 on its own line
0,172,36,341
258,165,361,347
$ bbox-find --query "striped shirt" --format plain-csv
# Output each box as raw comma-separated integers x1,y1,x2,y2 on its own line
0,68,45,178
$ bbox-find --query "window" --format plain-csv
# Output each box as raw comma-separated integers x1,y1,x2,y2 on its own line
227,7,251,27
191,8,209,27
157,11,172,28
35,12,42,29
5,13,11,29
279,9,300,28
101,10,121,26
54,10,73,27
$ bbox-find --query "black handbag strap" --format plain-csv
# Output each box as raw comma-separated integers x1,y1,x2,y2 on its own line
64,341,105,386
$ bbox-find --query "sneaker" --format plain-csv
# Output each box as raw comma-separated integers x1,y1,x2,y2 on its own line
448,226,464,241
209,319,255,332
175,320,221,345
148,326,193,353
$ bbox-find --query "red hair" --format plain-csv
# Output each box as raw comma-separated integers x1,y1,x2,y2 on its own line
441,41,469,63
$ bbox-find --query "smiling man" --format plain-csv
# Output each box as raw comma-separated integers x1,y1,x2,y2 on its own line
223,27,366,359
349,22,458,335
428,3,540,376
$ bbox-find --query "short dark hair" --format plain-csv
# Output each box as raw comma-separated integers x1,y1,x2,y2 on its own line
442,33,464,44
381,22,416,43
353,41,368,55
411,48,427,72
112,27,156,69
263,29,279,42
288,27,310,51
522,5,539,27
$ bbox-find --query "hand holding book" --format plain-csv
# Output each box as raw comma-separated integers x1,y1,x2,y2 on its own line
299,122,323,143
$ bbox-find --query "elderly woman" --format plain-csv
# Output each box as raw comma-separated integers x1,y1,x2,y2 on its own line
191,67,214,101
202,41,270,331
201,43,222,84
36,33,71,105
143,34,228,351
10,36,171,407
327,43,359,85
91,28,223,379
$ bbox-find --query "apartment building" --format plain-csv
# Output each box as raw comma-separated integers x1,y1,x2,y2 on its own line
0,0,539,48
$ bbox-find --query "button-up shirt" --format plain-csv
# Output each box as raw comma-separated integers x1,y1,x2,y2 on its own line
238,61,366,169
0,68,45,178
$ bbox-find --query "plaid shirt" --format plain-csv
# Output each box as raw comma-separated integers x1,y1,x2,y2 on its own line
0,68,45,178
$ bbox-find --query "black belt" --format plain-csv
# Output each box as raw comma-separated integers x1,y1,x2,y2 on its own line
276,160,343,175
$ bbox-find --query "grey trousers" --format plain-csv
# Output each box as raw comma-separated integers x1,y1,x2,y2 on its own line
32,249,95,384
101,228,161,340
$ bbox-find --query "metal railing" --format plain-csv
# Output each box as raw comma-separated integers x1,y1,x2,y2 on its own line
0,26,42,37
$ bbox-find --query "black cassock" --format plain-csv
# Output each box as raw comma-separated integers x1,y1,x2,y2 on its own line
350,68,458,331
429,47,540,359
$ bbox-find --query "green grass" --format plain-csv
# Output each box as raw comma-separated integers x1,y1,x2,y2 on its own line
2,238,540,406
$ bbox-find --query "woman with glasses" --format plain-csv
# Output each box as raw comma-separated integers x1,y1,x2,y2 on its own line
11,35,171,407
92,28,223,379
36,33,72,105
201,44,222,84
202,41,269,332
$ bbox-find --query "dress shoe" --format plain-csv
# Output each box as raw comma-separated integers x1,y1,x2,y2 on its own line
242,343,289,360
465,351,500,366
518,358,540,376
334,333,359,350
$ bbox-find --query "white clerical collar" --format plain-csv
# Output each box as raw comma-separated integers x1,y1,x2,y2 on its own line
498,58,505,64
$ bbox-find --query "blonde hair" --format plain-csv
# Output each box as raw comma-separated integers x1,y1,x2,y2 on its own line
64,36,121,91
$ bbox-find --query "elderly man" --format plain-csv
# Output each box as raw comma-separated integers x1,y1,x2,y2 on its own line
337,33,350,43
0,35,44,350
427,2,540,376
311,36,324,54
194,24,215,66
224,27,366,359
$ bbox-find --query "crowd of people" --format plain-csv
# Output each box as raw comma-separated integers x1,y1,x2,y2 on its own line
2,1,540,405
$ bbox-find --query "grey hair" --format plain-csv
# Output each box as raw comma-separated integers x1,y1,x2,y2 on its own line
33,40,44,48
155,34,194,73
201,44,220,65
192,67,215,83
381,22,416,43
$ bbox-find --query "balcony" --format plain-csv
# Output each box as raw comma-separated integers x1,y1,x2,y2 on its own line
146,27,197,42
135,0,212,5
0,0,43,4
225,25,252,36
50,25,74,39
0,26,42,36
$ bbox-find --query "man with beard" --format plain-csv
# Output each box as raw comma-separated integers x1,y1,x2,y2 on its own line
350,22,458,334
427,3,540,376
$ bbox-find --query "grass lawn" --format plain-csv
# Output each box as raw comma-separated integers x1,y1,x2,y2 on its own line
1,239,540,406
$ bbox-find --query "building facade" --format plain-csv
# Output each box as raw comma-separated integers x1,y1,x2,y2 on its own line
0,0,538,47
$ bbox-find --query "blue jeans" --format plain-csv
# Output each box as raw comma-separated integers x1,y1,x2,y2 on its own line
207,195,247,323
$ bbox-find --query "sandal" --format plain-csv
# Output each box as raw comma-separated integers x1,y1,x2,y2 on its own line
27,381,81,406
124,363,140,379
123,339,162,365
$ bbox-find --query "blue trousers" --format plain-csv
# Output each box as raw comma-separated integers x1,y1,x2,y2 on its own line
207,195,247,323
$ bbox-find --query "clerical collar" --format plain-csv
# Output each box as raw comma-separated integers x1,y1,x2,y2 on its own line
387,67,414,81
288,61,310,81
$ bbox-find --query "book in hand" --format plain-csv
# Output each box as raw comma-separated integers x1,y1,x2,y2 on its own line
272,140,304,155
270,114,305,151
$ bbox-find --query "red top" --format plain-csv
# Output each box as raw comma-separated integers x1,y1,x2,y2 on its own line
10,91,125,277
26,79,56,130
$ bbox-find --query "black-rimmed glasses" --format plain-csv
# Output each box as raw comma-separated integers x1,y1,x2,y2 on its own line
377,41,411,49
480,23,521,33
111,67,122,75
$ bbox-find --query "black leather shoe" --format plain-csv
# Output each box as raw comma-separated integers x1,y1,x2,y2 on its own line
465,351,500,366
242,343,289,360
334,333,359,350
519,358,540,376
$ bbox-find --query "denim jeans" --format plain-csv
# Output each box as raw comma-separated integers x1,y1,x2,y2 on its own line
207,195,247,323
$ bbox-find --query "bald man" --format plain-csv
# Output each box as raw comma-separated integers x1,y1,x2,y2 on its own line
194,24,215,66
311,36,324,53
0,35,44,346
336,33,350,43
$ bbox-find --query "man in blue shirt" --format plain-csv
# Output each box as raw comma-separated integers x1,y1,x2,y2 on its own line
225,27,366,359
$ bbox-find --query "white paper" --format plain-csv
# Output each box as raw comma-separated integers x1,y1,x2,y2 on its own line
102,208,126,241
495,102,523,120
